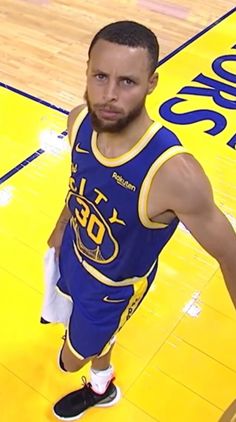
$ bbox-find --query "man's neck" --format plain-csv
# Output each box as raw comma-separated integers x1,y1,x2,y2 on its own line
97,110,154,158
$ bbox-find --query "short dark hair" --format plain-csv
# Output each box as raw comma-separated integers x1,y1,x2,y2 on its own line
88,20,159,74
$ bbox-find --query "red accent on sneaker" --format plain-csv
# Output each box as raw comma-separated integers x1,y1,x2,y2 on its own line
91,376,115,395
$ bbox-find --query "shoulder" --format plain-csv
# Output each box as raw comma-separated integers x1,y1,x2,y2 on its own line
152,153,214,214
160,152,202,180
67,104,87,145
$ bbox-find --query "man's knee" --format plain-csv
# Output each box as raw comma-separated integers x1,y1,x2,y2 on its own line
60,341,93,372
61,356,87,372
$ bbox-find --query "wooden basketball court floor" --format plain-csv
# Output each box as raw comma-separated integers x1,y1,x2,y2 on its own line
0,1,236,421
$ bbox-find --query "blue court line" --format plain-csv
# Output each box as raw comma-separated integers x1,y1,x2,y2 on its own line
0,83,69,184
0,130,68,185
0,6,235,185
0,149,44,184
0,81,69,115
158,6,236,66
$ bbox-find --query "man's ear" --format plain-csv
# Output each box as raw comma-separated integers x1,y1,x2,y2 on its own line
148,72,158,94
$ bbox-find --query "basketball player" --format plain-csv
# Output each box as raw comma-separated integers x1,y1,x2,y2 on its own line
47,21,236,420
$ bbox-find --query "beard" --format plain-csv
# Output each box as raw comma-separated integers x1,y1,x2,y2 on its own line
84,90,146,133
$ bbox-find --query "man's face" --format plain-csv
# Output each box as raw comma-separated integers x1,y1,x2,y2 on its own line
85,39,157,133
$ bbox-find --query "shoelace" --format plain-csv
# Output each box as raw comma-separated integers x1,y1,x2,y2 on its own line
80,377,98,406
69,376,94,407
81,376,90,387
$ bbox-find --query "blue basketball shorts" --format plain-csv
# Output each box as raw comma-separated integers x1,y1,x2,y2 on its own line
57,258,157,360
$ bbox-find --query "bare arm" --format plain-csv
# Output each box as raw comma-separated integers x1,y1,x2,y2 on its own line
47,104,86,254
176,189,236,309
153,154,236,308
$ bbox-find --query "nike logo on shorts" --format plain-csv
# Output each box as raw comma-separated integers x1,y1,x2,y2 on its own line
103,296,126,303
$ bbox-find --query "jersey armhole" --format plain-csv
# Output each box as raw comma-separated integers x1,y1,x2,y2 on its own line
68,106,88,147
138,145,190,229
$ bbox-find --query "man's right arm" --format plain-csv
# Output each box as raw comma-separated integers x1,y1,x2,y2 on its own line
47,205,72,256
47,104,86,256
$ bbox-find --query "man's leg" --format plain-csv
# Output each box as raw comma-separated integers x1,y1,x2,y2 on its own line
60,335,115,392
60,338,93,372
91,342,114,370
59,334,114,371
54,340,120,421
90,344,115,394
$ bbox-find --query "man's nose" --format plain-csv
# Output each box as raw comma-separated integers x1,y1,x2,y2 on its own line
103,80,118,102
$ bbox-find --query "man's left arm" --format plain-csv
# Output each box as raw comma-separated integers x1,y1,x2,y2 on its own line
173,164,236,309
178,202,236,308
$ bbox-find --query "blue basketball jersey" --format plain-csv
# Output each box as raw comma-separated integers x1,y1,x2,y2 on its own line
63,107,187,287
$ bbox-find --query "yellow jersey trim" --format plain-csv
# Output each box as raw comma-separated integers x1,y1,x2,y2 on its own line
115,276,149,330
66,332,86,360
91,121,162,167
138,146,189,229
97,336,116,357
99,277,149,357
70,107,88,147
73,241,156,287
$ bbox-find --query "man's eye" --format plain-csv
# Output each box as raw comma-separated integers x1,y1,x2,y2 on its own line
123,79,135,86
95,74,106,80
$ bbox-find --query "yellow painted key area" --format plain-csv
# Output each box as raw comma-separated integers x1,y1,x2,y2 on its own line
0,8,236,422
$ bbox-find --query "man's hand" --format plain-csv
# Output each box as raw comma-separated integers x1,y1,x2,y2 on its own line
47,224,66,258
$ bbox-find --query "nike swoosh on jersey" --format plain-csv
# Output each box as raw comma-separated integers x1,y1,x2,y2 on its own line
75,143,89,154
103,296,126,304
